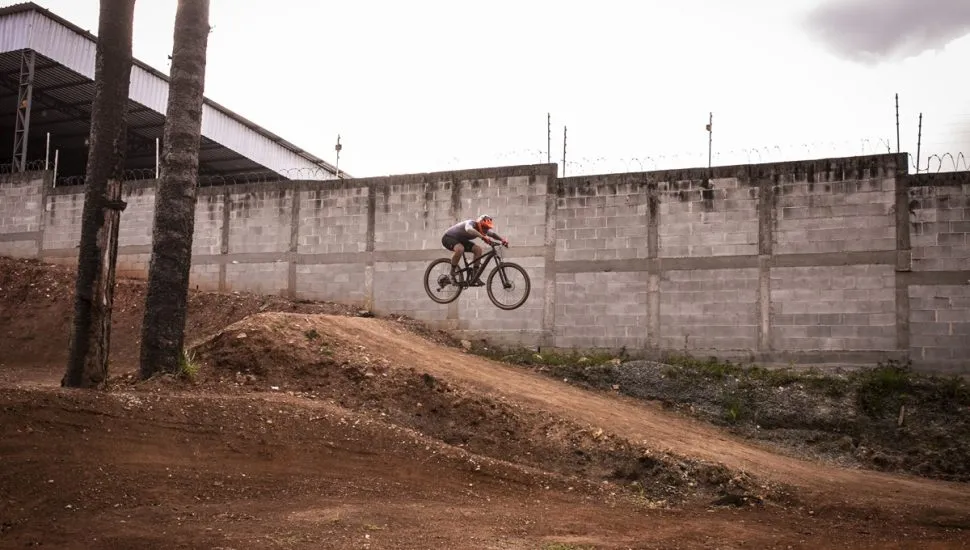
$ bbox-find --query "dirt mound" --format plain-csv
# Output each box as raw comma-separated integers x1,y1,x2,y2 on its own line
187,312,781,507
187,313,789,505
0,256,450,382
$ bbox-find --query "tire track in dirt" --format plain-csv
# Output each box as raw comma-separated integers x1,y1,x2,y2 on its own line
314,314,970,518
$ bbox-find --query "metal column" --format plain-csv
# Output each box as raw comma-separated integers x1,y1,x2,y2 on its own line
12,50,36,173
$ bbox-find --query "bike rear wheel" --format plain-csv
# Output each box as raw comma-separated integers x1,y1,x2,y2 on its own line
424,258,463,304
486,263,531,310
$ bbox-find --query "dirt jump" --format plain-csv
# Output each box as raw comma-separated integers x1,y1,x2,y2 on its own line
1,256,968,549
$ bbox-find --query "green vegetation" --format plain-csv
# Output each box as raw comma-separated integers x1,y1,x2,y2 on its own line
470,344,970,481
469,343,622,367
177,348,200,381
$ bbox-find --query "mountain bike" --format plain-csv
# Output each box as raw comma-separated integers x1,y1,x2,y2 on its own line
423,241,531,310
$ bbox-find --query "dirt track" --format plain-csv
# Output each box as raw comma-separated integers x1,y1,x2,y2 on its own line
308,315,970,518
1,257,969,549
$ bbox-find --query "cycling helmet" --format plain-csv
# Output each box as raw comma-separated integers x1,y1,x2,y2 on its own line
476,214,494,232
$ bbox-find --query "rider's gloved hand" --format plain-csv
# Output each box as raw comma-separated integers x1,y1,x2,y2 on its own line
501,238,509,247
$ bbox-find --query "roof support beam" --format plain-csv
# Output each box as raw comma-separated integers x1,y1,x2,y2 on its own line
0,68,159,155
11,49,35,173
32,78,91,93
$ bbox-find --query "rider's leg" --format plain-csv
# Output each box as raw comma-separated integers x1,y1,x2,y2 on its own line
450,243,465,282
470,244,485,285
451,243,464,269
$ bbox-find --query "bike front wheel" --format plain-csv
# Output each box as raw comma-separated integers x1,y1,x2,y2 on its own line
424,258,463,304
486,263,531,310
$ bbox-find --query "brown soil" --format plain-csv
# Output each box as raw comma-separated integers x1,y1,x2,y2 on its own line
1,256,969,549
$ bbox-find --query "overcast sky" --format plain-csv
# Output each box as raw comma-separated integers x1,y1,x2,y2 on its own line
20,0,970,177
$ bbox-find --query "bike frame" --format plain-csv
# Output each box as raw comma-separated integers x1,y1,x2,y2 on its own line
457,243,511,287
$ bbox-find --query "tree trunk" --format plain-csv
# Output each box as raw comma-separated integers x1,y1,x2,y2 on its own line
139,0,210,379
63,0,136,389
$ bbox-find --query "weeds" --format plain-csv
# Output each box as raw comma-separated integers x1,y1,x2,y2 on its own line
471,343,620,367
474,344,969,480
304,328,320,341
853,360,915,417
177,348,200,381
722,393,745,424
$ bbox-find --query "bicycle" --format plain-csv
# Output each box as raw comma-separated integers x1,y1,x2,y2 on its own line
423,241,531,310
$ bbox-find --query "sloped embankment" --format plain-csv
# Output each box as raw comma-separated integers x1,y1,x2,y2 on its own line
189,312,788,507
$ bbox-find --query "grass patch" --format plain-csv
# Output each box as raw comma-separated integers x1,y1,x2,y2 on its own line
852,359,915,417
304,328,321,341
470,343,621,367
722,393,746,424
177,348,200,381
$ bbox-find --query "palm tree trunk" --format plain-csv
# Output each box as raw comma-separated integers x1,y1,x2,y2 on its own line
139,0,210,379
63,0,136,389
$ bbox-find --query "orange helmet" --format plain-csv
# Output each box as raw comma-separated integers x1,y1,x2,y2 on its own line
476,214,494,232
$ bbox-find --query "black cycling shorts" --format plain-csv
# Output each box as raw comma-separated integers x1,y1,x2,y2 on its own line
442,234,475,252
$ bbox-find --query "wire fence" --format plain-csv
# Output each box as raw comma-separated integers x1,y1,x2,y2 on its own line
479,139,968,177
914,152,968,173
3,143,968,186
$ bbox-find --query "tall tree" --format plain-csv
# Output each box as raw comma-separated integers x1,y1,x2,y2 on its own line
63,0,137,389
139,0,210,379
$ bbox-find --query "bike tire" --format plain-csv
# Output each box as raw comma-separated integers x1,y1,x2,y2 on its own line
424,258,463,304
486,262,531,310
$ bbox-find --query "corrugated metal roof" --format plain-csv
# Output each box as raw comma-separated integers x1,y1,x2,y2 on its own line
0,2,346,178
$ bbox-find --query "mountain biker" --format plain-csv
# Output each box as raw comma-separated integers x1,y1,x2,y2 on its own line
440,214,508,286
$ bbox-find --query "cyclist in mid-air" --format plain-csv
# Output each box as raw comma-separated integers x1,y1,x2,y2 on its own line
440,214,508,286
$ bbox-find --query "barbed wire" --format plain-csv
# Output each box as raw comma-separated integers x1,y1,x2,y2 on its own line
0,159,48,176
484,138,903,176
5,141,967,188
910,152,969,174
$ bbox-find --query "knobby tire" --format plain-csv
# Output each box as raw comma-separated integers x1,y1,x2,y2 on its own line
424,258,462,304
486,263,531,310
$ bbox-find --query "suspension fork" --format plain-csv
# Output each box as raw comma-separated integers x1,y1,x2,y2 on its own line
493,255,512,287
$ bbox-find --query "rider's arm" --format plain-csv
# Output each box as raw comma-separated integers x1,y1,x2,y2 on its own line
464,220,489,241
486,229,508,245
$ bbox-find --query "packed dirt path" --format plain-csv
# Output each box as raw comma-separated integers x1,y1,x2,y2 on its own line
2,257,969,548
311,315,970,521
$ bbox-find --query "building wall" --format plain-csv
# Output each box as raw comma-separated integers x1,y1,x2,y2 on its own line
2,154,969,373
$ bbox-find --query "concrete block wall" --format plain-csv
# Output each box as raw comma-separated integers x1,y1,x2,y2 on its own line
41,189,83,262
555,176,650,262
227,187,295,255
770,265,896,352
906,173,970,372
375,179,454,252
660,268,759,353
301,185,369,255
659,177,759,258
3,154,969,373
908,285,970,372
774,172,896,255
0,172,45,259
115,183,157,278
554,271,649,350
910,176,970,271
